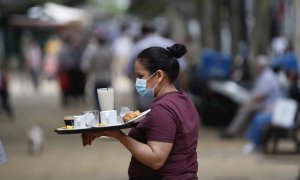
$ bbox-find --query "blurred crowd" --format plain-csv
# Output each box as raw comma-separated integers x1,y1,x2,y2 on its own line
5,20,196,111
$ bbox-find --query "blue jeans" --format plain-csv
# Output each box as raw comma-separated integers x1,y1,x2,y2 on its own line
247,112,272,146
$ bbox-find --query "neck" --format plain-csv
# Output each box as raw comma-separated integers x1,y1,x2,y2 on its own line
156,83,177,97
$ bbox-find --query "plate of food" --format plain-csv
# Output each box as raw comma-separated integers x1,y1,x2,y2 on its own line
123,109,151,124
54,109,151,135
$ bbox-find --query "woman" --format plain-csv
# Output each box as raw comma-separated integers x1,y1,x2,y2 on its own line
82,44,200,180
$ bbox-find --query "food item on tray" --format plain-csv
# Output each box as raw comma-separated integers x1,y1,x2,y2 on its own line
123,110,141,123
66,125,74,129
95,123,105,127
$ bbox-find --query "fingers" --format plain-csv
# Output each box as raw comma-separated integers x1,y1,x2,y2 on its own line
89,134,96,145
81,132,102,146
81,133,93,146
81,133,85,146
81,133,89,146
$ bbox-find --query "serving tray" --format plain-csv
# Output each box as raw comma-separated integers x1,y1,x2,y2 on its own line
54,109,151,135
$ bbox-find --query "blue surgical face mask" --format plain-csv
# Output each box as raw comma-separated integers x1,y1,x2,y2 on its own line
135,72,159,98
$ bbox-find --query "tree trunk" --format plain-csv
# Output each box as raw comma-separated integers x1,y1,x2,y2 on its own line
250,0,270,58
229,0,243,57
294,0,300,60
198,0,220,49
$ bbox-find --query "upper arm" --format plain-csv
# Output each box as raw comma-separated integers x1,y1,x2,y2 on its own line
147,141,173,170
142,104,177,169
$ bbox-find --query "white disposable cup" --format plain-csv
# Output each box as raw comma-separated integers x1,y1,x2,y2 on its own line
116,106,131,124
118,106,131,117
97,88,114,111
74,115,86,129
82,110,99,123
100,110,118,126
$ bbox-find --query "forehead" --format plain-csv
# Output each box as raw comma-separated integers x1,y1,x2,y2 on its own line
135,60,149,74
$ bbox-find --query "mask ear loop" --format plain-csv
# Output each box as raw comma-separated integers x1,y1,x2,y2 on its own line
153,82,159,89
146,70,162,89
146,71,157,81
152,71,162,96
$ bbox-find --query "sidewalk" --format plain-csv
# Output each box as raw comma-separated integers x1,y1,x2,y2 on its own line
0,72,299,180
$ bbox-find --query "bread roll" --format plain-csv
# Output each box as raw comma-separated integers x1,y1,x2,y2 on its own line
123,110,141,123
134,110,141,116
123,115,131,123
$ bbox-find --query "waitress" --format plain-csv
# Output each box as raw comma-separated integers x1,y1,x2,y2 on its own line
82,44,200,180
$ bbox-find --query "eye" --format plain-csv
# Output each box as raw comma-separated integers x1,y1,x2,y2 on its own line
136,73,143,79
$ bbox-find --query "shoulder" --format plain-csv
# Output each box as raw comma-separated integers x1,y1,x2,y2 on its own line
144,101,179,127
148,97,179,122
152,92,188,115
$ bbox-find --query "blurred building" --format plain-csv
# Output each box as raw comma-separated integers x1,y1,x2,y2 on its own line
0,1,89,67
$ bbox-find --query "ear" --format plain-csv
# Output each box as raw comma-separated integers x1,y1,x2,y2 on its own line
156,70,164,82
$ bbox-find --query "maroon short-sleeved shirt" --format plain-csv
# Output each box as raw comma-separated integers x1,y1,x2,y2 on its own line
128,91,200,180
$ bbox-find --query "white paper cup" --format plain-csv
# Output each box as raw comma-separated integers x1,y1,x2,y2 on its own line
100,110,118,126
117,106,131,117
97,88,114,111
74,115,86,129
82,110,99,123
116,106,131,124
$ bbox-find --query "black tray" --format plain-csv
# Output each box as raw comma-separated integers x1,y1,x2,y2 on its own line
54,109,151,135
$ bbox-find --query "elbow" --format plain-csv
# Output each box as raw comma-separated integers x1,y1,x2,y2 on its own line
150,160,165,170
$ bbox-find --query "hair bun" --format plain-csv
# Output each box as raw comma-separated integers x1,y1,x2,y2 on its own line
167,44,187,59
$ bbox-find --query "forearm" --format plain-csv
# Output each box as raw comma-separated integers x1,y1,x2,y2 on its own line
116,133,165,170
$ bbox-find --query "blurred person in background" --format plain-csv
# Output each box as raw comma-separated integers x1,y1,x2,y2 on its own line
81,28,113,110
126,22,188,111
58,31,85,107
243,69,300,155
270,42,298,97
244,51,300,154
110,22,134,100
221,55,281,138
270,36,288,59
43,35,62,79
184,34,200,72
82,44,199,180
0,59,13,118
286,71,300,105
0,139,7,165
111,22,134,78
24,36,42,91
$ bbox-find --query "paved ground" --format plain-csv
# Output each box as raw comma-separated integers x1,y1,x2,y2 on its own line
0,72,299,180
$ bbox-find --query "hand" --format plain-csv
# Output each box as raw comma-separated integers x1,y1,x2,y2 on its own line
81,132,103,146
81,130,124,146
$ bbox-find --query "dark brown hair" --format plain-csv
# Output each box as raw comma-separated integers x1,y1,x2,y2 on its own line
137,44,187,82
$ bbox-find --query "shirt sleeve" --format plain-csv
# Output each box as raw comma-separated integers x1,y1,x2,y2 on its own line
142,104,177,143
252,71,275,97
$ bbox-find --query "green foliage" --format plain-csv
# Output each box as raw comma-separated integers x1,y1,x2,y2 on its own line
87,0,129,15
